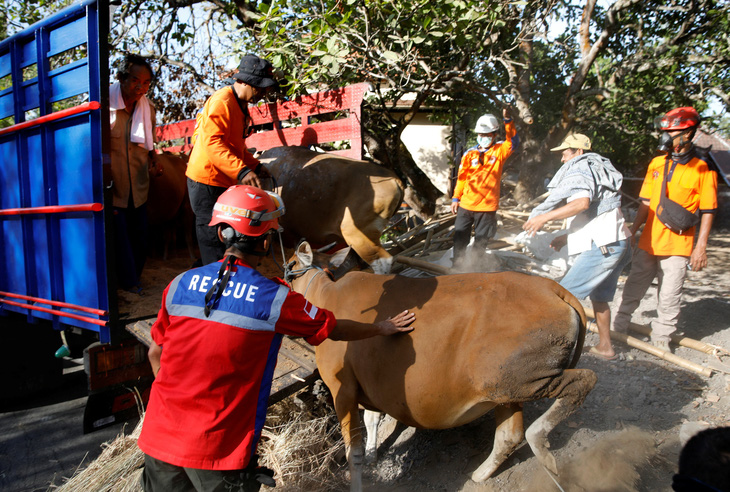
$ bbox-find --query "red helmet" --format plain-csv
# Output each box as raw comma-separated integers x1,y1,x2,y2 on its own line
209,185,285,237
658,107,700,131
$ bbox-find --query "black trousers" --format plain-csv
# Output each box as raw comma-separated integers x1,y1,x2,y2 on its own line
113,203,148,289
453,208,497,261
141,454,261,492
188,178,228,265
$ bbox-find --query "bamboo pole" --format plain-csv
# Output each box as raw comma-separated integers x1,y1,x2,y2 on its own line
584,307,730,357
395,256,455,275
586,323,712,377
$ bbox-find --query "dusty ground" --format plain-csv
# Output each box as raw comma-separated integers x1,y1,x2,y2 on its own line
344,230,730,492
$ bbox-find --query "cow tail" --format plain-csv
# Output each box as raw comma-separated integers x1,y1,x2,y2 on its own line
556,285,588,369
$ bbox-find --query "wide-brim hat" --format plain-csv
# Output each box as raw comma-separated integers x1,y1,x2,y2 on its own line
231,54,277,89
550,133,592,152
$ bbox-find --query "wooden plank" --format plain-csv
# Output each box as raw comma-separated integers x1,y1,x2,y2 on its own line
279,338,318,372
126,319,154,347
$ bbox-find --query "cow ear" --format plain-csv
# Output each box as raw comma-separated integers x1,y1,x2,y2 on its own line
295,241,313,267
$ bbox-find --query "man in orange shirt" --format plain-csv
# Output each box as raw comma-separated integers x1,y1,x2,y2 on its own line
451,107,517,267
614,107,717,350
187,54,276,265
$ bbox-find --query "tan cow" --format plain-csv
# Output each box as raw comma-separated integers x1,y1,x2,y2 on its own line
287,242,597,491
258,146,403,274
147,152,195,259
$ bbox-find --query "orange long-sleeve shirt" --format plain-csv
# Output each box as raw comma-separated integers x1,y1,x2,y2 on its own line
452,119,516,212
186,86,260,188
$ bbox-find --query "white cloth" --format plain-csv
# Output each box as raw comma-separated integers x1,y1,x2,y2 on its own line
565,194,631,256
109,82,155,151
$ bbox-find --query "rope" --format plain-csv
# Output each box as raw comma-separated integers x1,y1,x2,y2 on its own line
542,465,565,492
302,270,325,298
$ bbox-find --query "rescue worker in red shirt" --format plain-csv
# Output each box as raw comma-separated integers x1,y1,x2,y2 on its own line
451,107,518,267
614,107,717,351
138,185,415,492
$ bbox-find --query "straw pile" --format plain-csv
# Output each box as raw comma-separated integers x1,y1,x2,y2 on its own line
259,396,347,491
51,391,347,492
52,417,145,492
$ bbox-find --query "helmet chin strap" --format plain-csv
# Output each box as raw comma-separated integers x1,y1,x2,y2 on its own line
673,127,696,151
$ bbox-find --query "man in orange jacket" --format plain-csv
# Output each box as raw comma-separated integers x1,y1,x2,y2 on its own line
451,107,518,267
186,54,276,265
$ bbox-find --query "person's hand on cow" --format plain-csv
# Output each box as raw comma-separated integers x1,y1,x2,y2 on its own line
376,310,416,335
255,165,273,190
523,214,549,237
238,169,262,188
503,106,511,120
256,164,271,180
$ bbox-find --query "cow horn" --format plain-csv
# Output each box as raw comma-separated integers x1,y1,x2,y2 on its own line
329,248,363,281
315,241,338,253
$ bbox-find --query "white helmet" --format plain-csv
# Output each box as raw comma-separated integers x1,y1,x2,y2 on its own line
474,114,499,134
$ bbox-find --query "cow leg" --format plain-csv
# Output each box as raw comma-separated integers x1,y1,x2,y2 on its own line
524,368,597,476
471,403,524,482
340,211,392,274
330,381,365,492
363,410,381,463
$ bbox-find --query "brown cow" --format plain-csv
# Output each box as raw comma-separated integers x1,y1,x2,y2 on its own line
258,146,403,274
287,242,597,491
147,152,195,259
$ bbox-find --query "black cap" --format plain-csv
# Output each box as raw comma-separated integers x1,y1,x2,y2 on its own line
231,54,277,89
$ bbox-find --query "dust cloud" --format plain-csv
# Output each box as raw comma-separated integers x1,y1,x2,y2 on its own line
527,428,657,492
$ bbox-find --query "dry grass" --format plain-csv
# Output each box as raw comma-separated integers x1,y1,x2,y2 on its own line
51,417,144,492
259,396,347,491
50,390,346,492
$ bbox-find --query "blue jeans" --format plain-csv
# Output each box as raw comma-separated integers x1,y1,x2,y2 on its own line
560,239,631,302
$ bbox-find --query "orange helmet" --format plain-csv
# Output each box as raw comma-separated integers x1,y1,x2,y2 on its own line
658,107,700,131
209,185,285,237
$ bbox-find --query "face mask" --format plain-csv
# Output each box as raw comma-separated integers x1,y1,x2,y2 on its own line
657,132,673,152
477,136,493,149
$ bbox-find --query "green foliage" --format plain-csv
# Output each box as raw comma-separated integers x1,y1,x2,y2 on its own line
1,0,75,38
5,0,728,200
257,0,504,103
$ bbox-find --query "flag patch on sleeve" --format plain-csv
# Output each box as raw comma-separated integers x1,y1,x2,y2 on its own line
304,302,318,320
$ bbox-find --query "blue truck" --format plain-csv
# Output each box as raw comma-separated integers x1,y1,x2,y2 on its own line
0,0,367,432
0,0,157,431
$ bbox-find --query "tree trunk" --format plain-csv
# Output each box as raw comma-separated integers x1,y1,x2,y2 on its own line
362,121,441,219
513,131,556,205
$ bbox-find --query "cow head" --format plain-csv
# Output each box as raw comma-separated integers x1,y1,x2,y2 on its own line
285,241,360,288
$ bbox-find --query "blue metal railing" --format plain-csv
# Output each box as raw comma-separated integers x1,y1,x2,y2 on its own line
0,0,113,342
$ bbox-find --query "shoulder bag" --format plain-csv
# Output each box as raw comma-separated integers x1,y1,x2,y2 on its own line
655,156,700,234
